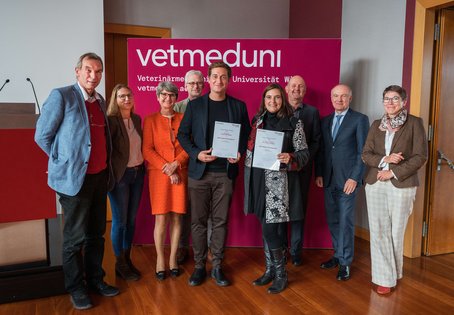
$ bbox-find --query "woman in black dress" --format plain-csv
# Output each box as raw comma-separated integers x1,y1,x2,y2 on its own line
244,83,309,293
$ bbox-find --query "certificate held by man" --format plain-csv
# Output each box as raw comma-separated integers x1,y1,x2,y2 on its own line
211,121,241,159
252,129,284,170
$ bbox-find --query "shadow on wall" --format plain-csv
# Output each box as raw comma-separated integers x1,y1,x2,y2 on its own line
341,58,382,118
341,59,380,233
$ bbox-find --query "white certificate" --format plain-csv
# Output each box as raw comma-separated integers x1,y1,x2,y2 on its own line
252,129,284,170
211,121,241,159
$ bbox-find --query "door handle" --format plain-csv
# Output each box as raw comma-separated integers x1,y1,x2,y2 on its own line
437,150,454,171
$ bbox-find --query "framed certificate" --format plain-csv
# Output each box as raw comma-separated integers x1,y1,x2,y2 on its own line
211,121,241,159
252,129,284,170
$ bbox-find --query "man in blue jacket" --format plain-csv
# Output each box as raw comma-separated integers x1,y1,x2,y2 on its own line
315,84,369,281
35,52,119,310
178,61,250,287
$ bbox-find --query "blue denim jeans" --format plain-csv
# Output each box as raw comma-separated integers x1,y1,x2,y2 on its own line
57,169,108,293
108,165,145,257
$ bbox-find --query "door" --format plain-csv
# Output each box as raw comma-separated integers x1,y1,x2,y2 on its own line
104,24,170,221
104,23,171,102
424,8,454,255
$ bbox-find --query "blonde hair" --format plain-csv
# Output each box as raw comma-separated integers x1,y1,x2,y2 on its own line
107,84,134,117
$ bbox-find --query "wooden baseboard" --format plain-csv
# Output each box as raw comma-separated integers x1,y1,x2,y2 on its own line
0,266,65,304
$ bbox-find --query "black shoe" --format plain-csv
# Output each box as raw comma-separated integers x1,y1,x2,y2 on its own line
211,267,230,287
252,268,274,286
125,248,141,276
176,247,189,265
116,253,140,281
291,254,302,266
188,267,206,286
155,271,166,281
170,268,181,278
320,257,339,269
89,281,120,297
70,291,93,310
337,265,350,281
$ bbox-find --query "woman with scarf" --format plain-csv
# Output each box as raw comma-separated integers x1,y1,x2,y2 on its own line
244,83,309,294
362,85,427,295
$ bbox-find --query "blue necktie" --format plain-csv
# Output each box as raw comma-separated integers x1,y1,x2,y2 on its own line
332,115,341,140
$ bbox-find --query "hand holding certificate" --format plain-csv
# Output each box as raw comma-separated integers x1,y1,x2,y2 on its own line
252,129,284,170
211,121,241,159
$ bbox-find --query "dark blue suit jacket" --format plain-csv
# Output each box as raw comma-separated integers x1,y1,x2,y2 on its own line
315,108,369,188
177,93,251,180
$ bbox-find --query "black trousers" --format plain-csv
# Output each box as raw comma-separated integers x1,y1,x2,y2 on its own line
57,170,107,293
280,167,312,255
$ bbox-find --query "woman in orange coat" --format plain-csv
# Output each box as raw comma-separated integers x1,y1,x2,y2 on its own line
143,81,189,280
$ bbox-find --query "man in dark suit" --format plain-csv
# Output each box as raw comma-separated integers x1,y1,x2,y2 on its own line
315,84,369,281
177,61,250,287
282,75,321,266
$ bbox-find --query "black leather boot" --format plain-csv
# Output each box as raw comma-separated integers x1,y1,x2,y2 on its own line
267,248,288,294
116,251,139,281
253,240,275,286
125,247,141,277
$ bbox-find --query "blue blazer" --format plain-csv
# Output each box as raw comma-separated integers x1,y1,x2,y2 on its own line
315,108,369,188
177,93,251,180
35,83,112,196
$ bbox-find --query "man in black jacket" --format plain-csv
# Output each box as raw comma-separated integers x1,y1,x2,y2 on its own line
177,61,250,287
282,75,321,266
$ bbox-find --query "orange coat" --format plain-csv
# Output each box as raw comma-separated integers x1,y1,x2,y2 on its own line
143,112,189,214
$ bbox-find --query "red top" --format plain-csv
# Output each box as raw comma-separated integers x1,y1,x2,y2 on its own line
85,100,107,174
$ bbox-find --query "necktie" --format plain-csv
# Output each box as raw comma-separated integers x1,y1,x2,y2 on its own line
332,115,341,140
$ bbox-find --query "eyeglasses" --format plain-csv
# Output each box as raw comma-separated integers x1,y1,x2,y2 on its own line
160,92,177,99
187,81,204,86
117,93,132,100
383,96,401,103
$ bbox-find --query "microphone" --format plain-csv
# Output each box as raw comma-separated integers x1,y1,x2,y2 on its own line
26,77,41,115
0,79,10,92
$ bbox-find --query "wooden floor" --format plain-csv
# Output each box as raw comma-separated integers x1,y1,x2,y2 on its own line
1,237,454,315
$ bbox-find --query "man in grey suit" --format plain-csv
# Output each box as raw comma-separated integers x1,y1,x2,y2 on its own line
315,84,369,281
35,53,119,310
174,69,205,264
174,69,204,113
282,75,321,266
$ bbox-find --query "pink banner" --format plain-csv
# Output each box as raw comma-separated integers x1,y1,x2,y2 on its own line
128,39,341,248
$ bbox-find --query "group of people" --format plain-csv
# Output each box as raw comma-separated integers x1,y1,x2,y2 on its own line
35,52,427,310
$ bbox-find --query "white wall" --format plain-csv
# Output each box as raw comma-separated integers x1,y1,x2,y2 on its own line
0,0,105,110
340,0,407,229
104,0,289,38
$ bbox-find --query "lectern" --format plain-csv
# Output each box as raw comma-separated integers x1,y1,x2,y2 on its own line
0,103,66,303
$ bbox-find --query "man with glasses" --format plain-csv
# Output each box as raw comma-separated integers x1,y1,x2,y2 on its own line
174,70,204,113
35,53,119,310
315,84,369,282
178,61,251,287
